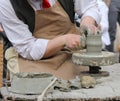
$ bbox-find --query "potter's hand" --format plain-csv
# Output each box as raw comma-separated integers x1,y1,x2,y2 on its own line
44,33,86,58
80,16,98,34
64,34,81,49
44,34,82,58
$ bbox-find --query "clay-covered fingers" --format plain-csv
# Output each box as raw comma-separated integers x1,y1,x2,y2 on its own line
80,25,100,35
87,25,98,34
80,16,99,34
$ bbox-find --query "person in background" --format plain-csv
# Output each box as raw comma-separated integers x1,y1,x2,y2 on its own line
106,0,120,52
97,0,110,49
0,0,100,80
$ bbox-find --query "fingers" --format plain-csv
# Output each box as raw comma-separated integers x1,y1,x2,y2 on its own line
80,24,100,35
80,16,99,34
88,25,97,34
65,34,83,51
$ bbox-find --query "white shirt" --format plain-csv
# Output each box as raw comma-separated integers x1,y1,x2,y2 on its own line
0,0,100,60
97,0,110,46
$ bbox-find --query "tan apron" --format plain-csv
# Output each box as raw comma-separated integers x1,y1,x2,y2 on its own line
8,1,88,80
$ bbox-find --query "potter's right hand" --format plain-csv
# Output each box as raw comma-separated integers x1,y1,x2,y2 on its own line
64,34,81,49
44,34,82,58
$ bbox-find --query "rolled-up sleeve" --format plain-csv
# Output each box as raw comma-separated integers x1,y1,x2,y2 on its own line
0,0,48,60
74,0,101,25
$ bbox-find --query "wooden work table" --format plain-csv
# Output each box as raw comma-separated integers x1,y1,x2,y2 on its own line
1,63,120,101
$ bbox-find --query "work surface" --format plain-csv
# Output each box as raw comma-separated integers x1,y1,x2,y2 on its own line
1,63,120,101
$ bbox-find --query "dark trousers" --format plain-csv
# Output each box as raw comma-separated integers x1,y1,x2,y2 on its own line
106,0,120,52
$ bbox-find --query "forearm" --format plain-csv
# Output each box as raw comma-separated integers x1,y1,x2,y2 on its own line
43,34,81,58
43,35,65,58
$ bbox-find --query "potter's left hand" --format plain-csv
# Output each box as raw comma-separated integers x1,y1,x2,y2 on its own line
80,16,98,34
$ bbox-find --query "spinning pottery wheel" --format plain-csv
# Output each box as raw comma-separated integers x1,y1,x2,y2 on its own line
72,27,117,76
